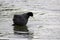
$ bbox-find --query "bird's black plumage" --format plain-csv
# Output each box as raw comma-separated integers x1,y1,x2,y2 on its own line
13,12,33,26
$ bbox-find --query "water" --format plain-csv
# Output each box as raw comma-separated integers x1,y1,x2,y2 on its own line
0,11,60,40
0,0,60,40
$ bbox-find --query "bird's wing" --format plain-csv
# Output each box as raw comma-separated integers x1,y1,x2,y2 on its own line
13,15,25,23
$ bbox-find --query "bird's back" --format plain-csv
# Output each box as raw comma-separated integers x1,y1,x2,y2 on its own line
13,14,28,26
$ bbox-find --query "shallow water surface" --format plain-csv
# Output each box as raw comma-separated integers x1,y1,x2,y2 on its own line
0,0,60,40
0,17,34,39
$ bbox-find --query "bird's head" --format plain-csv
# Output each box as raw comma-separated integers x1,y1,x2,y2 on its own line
27,12,33,17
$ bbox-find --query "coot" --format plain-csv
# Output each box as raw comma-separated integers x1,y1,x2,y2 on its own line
13,12,33,26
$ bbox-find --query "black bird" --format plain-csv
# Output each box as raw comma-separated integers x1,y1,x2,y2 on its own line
13,12,33,26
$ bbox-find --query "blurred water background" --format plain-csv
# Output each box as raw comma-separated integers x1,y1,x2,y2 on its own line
0,0,60,40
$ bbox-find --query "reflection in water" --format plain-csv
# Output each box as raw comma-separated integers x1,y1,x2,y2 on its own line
13,25,28,34
14,25,29,31
0,25,33,38
13,25,33,38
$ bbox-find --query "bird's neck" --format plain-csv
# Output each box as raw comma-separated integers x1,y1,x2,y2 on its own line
26,15,29,19
22,14,30,19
